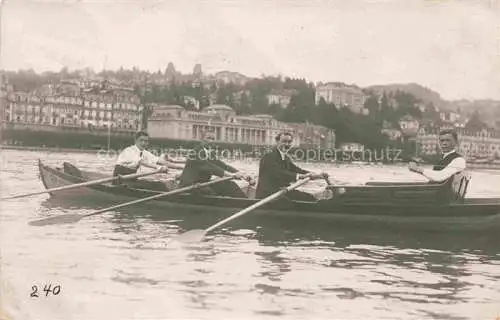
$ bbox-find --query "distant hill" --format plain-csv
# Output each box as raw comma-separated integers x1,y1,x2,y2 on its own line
364,82,500,129
449,99,500,128
450,99,500,115
364,83,452,110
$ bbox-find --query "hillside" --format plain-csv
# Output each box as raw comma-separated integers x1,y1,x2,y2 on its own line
364,83,500,129
364,83,452,110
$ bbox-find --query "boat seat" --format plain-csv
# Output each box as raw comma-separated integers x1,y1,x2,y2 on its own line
365,181,439,186
63,162,84,179
450,170,471,202
241,184,257,199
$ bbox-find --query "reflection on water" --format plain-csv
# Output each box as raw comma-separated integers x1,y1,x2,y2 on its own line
1,149,500,320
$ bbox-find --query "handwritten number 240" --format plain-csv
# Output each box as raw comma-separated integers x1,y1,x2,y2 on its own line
30,284,61,298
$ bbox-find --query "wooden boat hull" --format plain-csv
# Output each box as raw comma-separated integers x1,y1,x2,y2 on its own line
37,160,500,231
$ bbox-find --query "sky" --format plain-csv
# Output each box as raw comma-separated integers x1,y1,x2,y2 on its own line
1,0,499,100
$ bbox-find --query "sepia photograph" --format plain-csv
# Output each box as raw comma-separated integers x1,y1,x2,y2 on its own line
0,0,499,319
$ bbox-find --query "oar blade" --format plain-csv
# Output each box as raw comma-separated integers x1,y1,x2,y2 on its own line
171,229,207,243
28,214,83,226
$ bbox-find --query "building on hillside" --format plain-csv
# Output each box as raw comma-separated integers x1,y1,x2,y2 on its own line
315,82,366,113
381,121,402,141
266,89,297,108
182,96,200,110
440,111,461,123
165,62,177,81
339,142,365,152
398,115,420,137
193,64,203,77
147,104,333,148
416,102,427,113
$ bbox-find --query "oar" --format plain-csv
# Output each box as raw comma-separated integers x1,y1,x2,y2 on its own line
28,176,235,226
170,177,312,243
0,168,173,201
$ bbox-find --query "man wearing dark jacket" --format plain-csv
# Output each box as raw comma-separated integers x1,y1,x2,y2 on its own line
178,130,251,197
255,132,328,201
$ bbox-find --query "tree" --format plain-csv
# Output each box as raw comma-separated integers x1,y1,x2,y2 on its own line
216,85,230,105
364,96,380,122
465,110,488,131
237,92,251,115
282,94,312,123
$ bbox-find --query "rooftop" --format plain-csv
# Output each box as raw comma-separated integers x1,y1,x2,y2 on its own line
154,104,184,110
204,104,233,112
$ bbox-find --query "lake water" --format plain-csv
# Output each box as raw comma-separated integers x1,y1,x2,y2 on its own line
1,149,499,320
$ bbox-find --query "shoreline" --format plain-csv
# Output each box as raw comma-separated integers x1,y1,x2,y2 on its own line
0,145,396,165
2,145,500,170
0,145,98,154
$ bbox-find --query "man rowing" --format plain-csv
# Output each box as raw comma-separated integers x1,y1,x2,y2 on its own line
113,131,183,190
408,128,466,182
177,129,253,197
255,131,329,201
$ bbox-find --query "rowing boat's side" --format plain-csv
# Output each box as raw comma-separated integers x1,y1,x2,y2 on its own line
37,160,500,230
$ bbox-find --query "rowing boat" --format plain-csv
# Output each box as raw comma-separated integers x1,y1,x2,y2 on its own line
36,160,500,231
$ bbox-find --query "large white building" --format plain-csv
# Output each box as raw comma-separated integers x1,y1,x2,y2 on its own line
315,82,366,113
147,104,335,148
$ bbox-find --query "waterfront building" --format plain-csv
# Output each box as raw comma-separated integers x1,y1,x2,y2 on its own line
286,122,336,149
315,82,366,113
1,81,142,135
147,104,335,148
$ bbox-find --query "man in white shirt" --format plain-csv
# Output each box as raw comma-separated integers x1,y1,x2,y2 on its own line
113,131,183,190
408,129,466,182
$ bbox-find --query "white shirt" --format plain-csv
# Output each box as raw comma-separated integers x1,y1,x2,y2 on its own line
278,149,288,161
116,145,159,169
421,150,466,182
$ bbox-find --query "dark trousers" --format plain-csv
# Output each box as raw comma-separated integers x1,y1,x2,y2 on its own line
112,165,169,192
284,190,317,202
256,188,317,202
189,180,247,198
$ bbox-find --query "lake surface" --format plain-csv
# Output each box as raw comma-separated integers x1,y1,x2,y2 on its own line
1,149,499,320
